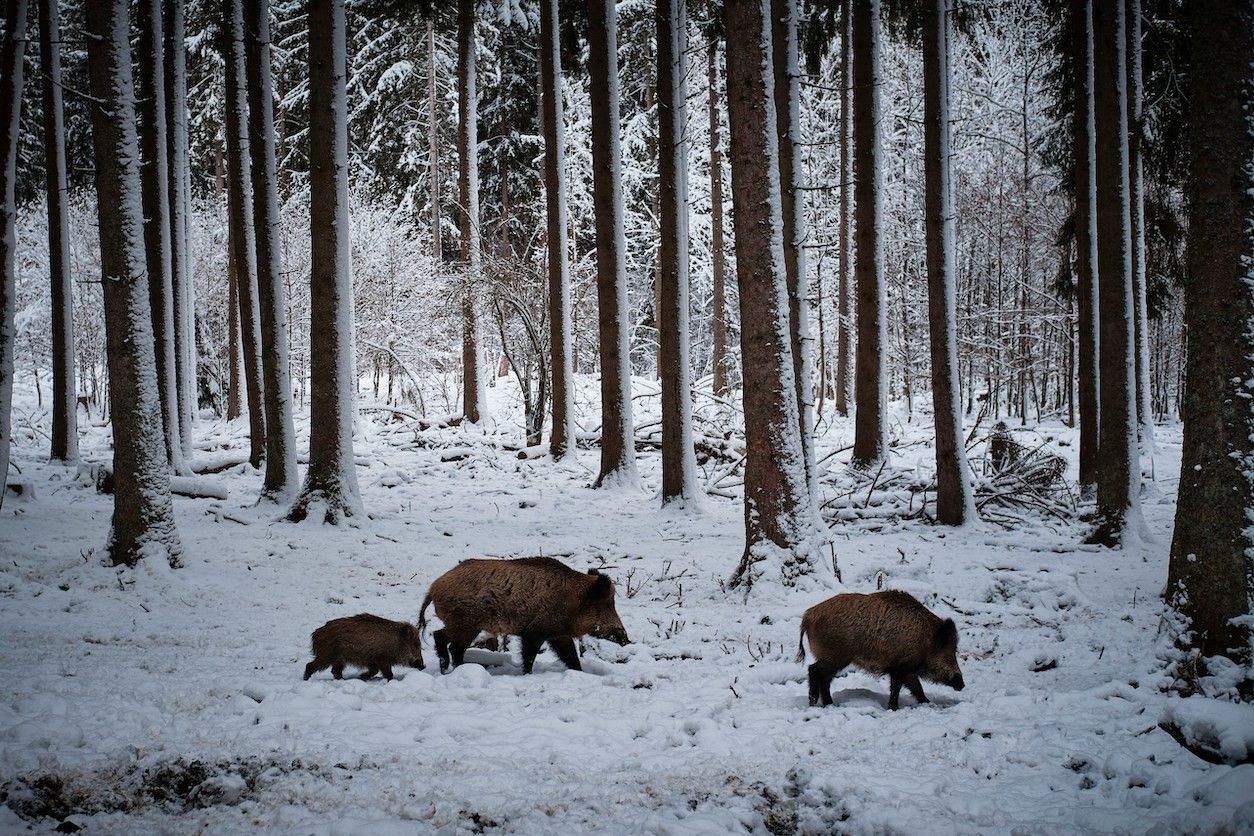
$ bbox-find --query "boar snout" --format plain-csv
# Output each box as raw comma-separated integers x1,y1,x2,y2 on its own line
950,673,965,691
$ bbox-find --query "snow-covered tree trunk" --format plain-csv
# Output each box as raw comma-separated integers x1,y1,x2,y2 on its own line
85,0,181,565
244,0,298,499
771,0,814,499
39,0,76,464
222,0,266,468
588,0,638,490
1167,0,1254,667
850,0,887,469
540,0,574,459
657,0,699,505
1072,0,1100,491
708,36,729,399
164,0,195,455
0,0,25,507
136,0,185,474
1088,0,1141,547
922,0,974,526
1124,0,1153,452
457,0,485,425
288,0,363,524
427,21,440,264
834,0,853,419
724,0,816,589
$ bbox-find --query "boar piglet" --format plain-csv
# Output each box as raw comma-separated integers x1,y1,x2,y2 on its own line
797,590,965,710
304,613,425,681
419,556,630,674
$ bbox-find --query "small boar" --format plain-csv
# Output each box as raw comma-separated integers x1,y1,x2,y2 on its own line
797,590,965,709
418,556,630,674
303,613,425,681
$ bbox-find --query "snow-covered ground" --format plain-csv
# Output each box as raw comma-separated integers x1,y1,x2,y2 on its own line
1,377,1251,834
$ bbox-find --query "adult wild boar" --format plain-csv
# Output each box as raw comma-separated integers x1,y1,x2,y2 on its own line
303,613,425,681
797,590,965,709
419,556,630,674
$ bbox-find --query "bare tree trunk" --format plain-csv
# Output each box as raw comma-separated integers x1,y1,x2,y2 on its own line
85,0,181,564
225,204,244,420
771,0,814,497
39,0,76,463
850,0,886,468
1167,0,1254,670
1071,0,1100,490
1125,0,1153,452
428,21,441,263
244,0,298,498
0,0,24,505
708,36,729,398
222,0,266,467
922,0,974,526
164,0,194,453
724,0,815,589
588,0,638,489
288,0,362,523
1088,0,1141,547
834,0,853,418
457,0,485,423
540,0,574,459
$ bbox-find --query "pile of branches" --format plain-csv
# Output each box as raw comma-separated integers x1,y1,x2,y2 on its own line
971,422,1075,526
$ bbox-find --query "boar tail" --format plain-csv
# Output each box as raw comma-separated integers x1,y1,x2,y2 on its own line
796,615,808,664
418,593,433,639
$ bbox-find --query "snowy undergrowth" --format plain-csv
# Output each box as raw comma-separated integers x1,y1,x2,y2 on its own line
1,377,1251,834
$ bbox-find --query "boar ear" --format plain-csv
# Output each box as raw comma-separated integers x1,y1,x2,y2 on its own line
934,618,958,649
586,571,613,601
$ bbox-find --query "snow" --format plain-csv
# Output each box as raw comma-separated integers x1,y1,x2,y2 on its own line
0,374,1250,833
1162,697,1254,764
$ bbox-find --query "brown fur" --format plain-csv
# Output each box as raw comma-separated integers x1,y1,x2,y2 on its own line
798,590,965,709
303,613,425,681
418,556,630,674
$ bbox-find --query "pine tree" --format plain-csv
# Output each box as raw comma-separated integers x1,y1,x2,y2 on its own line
457,0,485,424
834,0,853,418
164,0,195,453
1125,0,1153,451
707,33,730,399
1071,0,1100,490
0,0,25,507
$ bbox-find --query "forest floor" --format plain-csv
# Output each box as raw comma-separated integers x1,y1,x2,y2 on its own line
1,377,1251,834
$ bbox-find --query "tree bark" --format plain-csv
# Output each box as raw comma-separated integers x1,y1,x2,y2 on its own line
244,0,298,498
85,0,181,564
288,0,363,524
428,21,441,263
1072,0,1100,490
1125,0,1153,451
39,0,76,463
540,0,574,459
708,36,729,398
657,0,699,504
1167,0,1254,668
850,0,886,468
834,0,853,418
724,0,815,589
164,0,194,453
922,0,974,526
457,0,485,423
222,0,266,467
0,0,24,506
1088,0,1141,546
588,0,638,489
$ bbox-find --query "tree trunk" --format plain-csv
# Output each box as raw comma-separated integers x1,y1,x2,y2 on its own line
244,0,298,498
724,0,815,589
708,36,729,398
39,0,76,463
771,0,814,498
85,0,181,564
834,0,853,418
588,0,638,489
288,0,362,524
136,0,185,474
0,0,24,506
164,0,194,453
850,0,886,468
457,0,485,424
222,0,266,468
1167,0,1254,669
1072,0,1099,490
428,21,440,263
657,0,699,504
1088,0,1141,546
540,0,574,459
1125,0,1153,451
922,0,974,526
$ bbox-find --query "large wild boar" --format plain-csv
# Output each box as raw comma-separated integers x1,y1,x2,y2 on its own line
418,556,630,674
797,590,965,709
303,613,425,681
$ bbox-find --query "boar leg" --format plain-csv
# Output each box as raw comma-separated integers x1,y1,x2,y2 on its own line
331,663,345,680
808,663,838,707
304,658,329,680
359,665,379,681
520,633,546,674
903,673,929,706
379,665,394,681
548,636,582,671
434,629,451,672
445,626,479,669
887,671,903,710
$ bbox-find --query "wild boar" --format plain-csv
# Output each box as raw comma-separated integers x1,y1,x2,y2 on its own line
797,590,965,709
303,613,425,681
418,556,630,674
